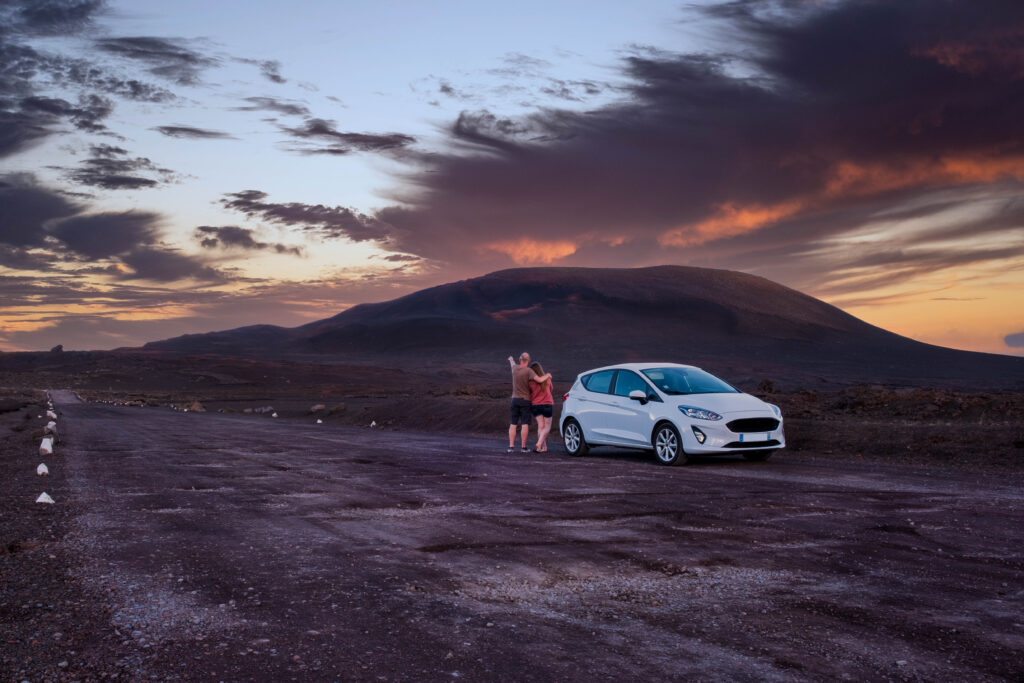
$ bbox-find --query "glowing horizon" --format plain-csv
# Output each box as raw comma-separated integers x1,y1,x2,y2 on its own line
1,1,1022,357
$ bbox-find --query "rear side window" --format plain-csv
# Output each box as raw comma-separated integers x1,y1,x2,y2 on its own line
582,370,615,394
612,370,650,397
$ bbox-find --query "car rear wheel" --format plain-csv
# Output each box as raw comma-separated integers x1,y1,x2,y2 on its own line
743,450,775,462
562,418,589,456
653,423,686,466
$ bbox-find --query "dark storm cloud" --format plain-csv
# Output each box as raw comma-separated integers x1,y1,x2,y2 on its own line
219,190,393,242
359,0,1024,294
0,174,81,247
0,2,176,163
7,0,105,35
118,247,225,282
0,91,113,158
63,143,174,190
0,245,56,270
0,39,173,103
231,96,310,117
0,110,50,157
374,253,420,263
194,225,304,256
1006,332,1024,348
153,125,233,139
46,210,226,282
278,118,415,155
20,93,112,131
0,0,105,37
95,36,218,86
48,209,160,258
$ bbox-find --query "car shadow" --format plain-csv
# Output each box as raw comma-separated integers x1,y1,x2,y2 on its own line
551,441,761,467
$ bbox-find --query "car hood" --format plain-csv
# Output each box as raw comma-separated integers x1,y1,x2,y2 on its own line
667,392,774,416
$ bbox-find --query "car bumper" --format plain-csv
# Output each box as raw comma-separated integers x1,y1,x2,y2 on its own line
679,418,785,454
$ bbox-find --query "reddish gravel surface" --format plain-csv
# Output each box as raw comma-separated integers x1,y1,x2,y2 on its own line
3,390,1024,681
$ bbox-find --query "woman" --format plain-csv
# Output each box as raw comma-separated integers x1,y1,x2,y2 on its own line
528,361,554,452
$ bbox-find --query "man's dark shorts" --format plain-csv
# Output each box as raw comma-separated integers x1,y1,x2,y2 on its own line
509,398,533,425
531,404,553,418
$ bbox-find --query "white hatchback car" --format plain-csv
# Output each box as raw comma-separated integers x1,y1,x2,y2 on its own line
559,363,784,465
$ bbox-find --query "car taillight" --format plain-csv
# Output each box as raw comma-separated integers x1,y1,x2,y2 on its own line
563,392,570,402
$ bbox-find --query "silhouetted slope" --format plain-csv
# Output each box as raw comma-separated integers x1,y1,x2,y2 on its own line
143,266,1024,388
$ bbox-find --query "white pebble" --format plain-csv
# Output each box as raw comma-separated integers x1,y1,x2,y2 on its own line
36,492,55,504
37,463,49,476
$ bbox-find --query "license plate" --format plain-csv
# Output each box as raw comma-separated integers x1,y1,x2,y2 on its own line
739,433,770,442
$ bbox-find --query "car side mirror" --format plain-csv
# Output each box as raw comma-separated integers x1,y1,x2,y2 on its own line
629,390,648,404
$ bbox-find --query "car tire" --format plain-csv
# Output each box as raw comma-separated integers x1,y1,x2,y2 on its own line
652,422,686,466
562,418,589,457
743,450,775,462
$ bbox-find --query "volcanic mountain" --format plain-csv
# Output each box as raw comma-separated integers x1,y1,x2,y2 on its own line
143,266,1024,389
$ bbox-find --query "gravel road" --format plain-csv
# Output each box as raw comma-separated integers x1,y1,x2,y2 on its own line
22,391,1024,681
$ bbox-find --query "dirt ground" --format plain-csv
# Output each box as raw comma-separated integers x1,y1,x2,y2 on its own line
2,389,1023,681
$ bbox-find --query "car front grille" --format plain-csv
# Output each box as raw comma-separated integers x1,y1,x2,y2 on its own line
726,417,779,433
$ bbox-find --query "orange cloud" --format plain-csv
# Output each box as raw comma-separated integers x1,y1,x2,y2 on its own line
484,238,578,265
660,153,1024,247
660,200,805,246
825,156,1024,197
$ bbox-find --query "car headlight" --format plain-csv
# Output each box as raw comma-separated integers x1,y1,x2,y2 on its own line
768,403,782,418
678,405,722,421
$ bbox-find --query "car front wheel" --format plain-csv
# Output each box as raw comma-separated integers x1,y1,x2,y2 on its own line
562,418,589,456
653,423,686,466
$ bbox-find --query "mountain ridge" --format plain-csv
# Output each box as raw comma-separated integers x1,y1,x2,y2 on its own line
141,266,1024,389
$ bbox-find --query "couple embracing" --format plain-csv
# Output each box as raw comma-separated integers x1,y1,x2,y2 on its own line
507,352,554,453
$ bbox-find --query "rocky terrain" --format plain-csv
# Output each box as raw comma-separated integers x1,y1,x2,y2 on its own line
2,391,1023,681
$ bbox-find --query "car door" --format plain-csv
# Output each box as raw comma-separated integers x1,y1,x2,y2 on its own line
605,370,661,446
573,369,628,445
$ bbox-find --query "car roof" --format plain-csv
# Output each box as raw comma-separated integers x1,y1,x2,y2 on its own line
576,362,700,377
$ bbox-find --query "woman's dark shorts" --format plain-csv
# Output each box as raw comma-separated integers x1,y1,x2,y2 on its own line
509,398,533,425
531,403,553,418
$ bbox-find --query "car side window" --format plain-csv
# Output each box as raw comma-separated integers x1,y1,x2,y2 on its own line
582,370,615,394
611,370,649,398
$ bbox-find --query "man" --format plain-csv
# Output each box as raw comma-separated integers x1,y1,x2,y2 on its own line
507,352,550,452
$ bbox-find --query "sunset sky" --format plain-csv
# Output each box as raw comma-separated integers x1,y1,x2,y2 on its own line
2,0,1023,355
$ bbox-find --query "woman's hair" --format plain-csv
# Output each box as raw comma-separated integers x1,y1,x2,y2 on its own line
530,362,548,386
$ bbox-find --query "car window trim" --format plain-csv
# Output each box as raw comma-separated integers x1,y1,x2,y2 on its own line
583,369,616,395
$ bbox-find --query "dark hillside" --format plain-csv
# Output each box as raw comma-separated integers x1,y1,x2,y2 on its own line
141,266,1024,389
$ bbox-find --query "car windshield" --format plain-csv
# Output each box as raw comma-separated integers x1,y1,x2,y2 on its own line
641,367,738,395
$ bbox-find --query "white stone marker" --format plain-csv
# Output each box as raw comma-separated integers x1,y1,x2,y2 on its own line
37,463,49,476
36,492,55,504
